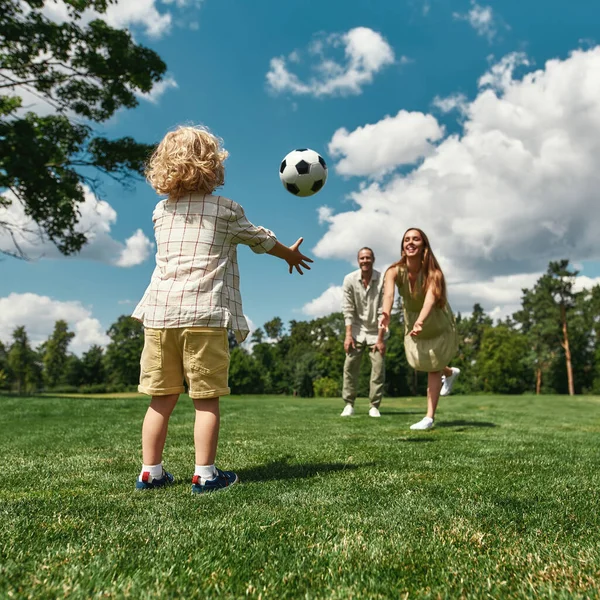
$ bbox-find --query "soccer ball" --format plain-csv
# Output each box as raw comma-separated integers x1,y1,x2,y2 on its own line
279,148,327,197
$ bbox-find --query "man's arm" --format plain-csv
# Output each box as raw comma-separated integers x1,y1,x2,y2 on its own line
342,277,356,353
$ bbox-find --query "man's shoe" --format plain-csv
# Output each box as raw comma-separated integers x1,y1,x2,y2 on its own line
440,367,461,396
135,469,174,490
368,407,381,418
410,417,434,430
340,404,355,417
192,468,239,494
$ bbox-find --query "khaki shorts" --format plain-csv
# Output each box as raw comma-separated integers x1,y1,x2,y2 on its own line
139,327,231,399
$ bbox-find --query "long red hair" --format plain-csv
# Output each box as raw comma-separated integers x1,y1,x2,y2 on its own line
390,227,447,308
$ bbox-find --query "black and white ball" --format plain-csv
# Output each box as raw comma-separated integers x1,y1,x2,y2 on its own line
279,149,327,197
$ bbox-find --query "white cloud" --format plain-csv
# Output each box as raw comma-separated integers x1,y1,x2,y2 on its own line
162,0,204,7
115,229,155,267
316,46,600,319
40,0,172,39
241,315,256,351
135,75,179,104
266,27,397,97
449,272,540,319
0,293,110,355
303,273,600,324
574,275,600,293
328,110,445,178
478,52,530,90
0,188,153,267
302,285,344,318
318,206,335,225
453,1,499,41
432,93,469,114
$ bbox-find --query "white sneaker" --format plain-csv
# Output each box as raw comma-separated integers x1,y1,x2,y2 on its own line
410,417,434,430
340,404,355,417
440,367,460,397
368,407,381,418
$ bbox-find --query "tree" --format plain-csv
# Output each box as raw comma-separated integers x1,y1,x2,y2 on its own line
227,330,239,351
103,316,144,387
228,347,264,394
42,320,74,388
514,280,559,394
263,317,283,341
551,284,598,394
454,304,493,392
250,327,264,345
7,325,38,393
589,285,600,393
251,340,290,394
81,344,106,385
476,324,533,394
1,0,167,257
547,260,577,396
0,339,8,389
62,354,84,387
515,260,578,395
383,308,413,397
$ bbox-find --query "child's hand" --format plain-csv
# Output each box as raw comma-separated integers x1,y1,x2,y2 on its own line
286,237,313,275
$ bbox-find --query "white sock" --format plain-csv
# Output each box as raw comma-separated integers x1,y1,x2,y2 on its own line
195,464,217,481
140,463,163,480
422,417,434,424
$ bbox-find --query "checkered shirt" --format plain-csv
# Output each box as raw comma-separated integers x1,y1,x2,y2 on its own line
132,194,277,342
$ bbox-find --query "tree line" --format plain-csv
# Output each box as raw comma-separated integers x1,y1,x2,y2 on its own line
1,260,599,397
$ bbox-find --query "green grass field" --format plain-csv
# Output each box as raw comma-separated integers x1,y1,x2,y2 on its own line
2,393,600,599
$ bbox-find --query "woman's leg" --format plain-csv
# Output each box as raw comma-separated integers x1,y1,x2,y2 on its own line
426,371,443,419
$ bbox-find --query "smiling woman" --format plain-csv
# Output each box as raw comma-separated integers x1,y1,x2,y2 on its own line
380,227,460,430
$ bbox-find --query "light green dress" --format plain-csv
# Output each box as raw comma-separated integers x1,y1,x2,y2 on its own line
396,267,458,372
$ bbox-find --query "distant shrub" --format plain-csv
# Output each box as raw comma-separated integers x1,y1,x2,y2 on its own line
78,384,109,394
313,377,341,398
48,385,79,394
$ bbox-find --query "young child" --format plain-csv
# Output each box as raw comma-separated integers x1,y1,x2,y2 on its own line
132,125,312,493
379,227,459,430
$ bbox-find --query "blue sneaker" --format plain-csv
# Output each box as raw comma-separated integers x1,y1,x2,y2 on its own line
135,469,174,491
191,468,239,494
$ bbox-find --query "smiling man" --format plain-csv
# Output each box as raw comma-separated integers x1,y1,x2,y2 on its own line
340,247,387,417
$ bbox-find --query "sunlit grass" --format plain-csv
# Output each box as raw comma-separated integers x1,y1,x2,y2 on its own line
2,393,600,598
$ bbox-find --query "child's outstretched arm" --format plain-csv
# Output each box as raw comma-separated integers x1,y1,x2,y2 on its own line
267,237,313,275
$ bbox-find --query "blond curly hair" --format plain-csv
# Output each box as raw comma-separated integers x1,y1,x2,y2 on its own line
146,125,229,199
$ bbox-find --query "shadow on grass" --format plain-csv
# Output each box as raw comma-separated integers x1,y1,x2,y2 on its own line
400,437,435,443
379,410,425,416
239,456,375,483
437,420,497,428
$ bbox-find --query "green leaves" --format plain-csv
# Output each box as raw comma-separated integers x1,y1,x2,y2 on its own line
0,0,167,256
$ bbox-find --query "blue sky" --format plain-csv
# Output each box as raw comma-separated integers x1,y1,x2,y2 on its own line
2,0,600,353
